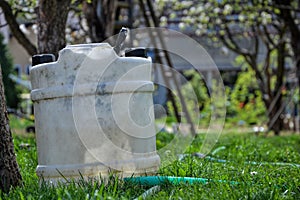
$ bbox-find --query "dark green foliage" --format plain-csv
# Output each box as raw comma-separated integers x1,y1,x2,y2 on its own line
227,68,266,125
181,70,212,125
156,131,174,150
0,33,20,108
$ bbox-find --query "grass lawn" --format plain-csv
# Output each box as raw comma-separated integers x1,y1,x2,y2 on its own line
1,117,300,199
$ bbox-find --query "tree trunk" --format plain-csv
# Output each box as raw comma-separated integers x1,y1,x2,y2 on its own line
0,66,22,193
83,0,117,42
296,52,300,133
267,99,284,136
37,0,71,57
266,41,285,135
274,0,300,132
293,41,300,133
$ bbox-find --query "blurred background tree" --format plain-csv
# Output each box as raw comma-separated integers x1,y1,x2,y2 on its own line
0,33,20,108
0,0,119,56
0,0,298,136
156,0,299,135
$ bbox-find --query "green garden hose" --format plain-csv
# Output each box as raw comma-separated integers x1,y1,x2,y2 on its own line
127,175,238,199
124,176,238,186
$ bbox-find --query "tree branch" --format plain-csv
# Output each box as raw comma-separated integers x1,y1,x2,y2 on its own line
0,0,37,56
0,22,7,28
252,25,259,58
262,25,276,48
264,49,272,99
220,30,266,94
223,25,251,56
274,35,285,97
274,0,300,96
249,55,267,95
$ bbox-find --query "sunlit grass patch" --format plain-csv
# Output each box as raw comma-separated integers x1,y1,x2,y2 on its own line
3,117,300,199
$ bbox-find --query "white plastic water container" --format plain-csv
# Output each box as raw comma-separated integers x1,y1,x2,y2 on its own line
30,43,160,183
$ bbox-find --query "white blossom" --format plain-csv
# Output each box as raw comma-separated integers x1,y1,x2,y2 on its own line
179,22,186,30
199,13,205,22
190,6,196,14
205,2,211,9
238,15,245,22
261,11,272,25
216,18,222,24
160,16,168,26
181,1,193,8
196,5,204,13
195,29,202,36
170,13,177,19
214,7,221,14
223,4,233,15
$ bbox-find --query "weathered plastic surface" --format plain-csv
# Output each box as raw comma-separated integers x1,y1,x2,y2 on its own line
30,43,160,183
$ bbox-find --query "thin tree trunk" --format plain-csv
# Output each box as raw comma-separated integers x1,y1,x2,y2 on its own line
274,0,300,132
37,0,71,57
0,66,22,193
265,41,286,135
268,99,283,136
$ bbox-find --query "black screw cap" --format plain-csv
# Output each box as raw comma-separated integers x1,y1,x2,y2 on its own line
32,54,55,66
125,48,147,58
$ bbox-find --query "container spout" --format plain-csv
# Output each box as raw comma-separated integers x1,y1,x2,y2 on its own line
113,27,128,55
